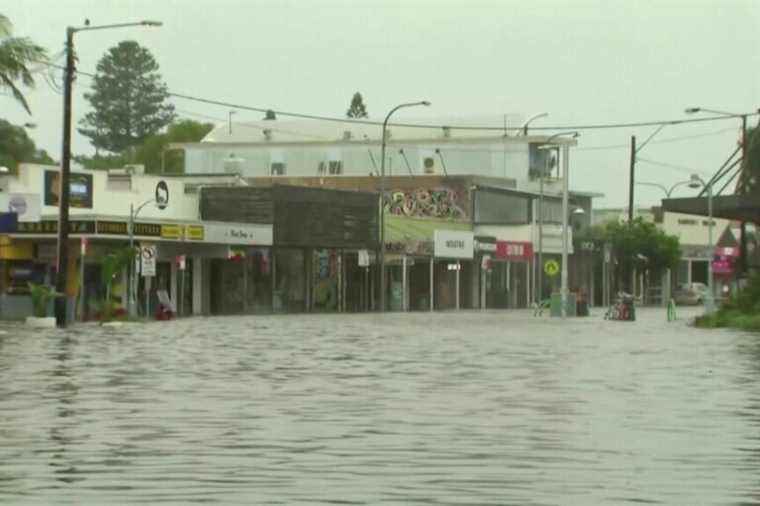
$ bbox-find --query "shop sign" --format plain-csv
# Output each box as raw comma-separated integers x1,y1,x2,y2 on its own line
15,220,95,235
44,170,93,208
434,230,474,259
160,224,183,239
481,254,492,270
0,193,41,222
204,223,273,246
0,213,17,233
496,241,533,261
96,221,161,237
185,225,205,241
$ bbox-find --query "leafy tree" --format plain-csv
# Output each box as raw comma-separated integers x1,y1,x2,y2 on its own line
601,218,681,289
76,119,213,173
264,109,276,120
0,119,54,172
0,14,47,114
78,40,175,154
346,92,368,118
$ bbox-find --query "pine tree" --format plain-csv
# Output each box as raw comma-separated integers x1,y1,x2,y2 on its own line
78,41,175,153
346,92,368,118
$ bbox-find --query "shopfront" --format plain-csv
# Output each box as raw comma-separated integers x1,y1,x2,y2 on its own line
480,239,534,309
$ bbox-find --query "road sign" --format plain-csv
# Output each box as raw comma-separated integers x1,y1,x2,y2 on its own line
358,249,370,267
141,245,157,277
155,180,169,210
544,259,560,277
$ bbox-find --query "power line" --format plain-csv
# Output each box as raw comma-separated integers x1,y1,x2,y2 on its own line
636,157,712,177
33,59,760,134
576,127,739,152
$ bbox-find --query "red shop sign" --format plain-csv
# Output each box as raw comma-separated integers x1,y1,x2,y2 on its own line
495,241,533,261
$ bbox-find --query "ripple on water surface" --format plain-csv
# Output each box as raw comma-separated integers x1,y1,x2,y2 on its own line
1,308,759,505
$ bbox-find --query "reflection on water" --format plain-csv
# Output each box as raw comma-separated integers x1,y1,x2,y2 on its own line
1,308,760,504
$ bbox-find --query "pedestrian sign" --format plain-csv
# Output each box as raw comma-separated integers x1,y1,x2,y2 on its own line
544,259,560,277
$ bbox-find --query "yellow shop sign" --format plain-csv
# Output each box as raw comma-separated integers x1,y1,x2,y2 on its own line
185,225,205,241
160,224,184,240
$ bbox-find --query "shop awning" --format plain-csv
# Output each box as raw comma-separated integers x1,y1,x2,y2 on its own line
662,194,760,223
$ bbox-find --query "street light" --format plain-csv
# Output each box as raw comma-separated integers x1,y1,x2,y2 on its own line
54,20,162,327
685,106,756,279
535,132,579,315
687,174,716,315
379,100,430,312
520,112,548,136
635,180,693,198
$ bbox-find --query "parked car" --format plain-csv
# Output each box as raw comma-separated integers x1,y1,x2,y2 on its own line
673,282,709,306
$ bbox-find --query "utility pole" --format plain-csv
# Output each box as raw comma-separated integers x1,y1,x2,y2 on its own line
627,135,636,294
54,28,75,327
739,114,748,278
628,135,636,225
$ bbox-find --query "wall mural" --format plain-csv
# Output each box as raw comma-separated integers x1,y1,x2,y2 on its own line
384,188,467,220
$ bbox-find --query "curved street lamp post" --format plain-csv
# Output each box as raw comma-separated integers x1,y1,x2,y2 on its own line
54,20,162,327
378,101,430,312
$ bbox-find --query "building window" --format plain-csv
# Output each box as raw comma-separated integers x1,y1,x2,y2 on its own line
271,162,286,176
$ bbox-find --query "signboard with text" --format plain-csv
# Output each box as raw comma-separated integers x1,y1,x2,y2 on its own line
141,245,157,277
433,230,474,259
0,193,41,222
44,170,93,208
495,241,533,262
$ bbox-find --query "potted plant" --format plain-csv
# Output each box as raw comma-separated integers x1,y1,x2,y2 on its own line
25,282,60,328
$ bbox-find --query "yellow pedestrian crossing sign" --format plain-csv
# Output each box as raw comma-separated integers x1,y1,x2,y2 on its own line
544,260,560,277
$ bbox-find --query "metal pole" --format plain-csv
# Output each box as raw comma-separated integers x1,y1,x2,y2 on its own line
54,27,75,327
455,260,460,310
429,257,434,312
628,135,636,226
561,143,570,318
402,255,407,312
537,168,544,303
379,119,388,313
128,203,134,316
706,182,715,314
740,114,748,277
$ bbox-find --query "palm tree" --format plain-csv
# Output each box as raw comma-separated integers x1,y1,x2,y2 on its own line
0,14,47,114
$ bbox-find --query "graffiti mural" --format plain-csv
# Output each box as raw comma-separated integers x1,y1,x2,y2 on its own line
384,188,467,220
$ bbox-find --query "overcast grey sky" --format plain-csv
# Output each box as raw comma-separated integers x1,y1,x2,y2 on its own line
3,0,759,207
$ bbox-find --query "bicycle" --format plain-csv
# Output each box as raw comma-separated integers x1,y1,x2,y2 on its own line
604,292,636,321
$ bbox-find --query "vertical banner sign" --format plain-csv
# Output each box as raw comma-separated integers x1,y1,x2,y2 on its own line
141,245,157,277
80,236,88,256
177,255,186,271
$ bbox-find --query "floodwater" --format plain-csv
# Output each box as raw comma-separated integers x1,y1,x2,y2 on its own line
1,308,759,505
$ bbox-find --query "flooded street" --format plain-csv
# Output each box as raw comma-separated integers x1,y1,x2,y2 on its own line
1,308,760,505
